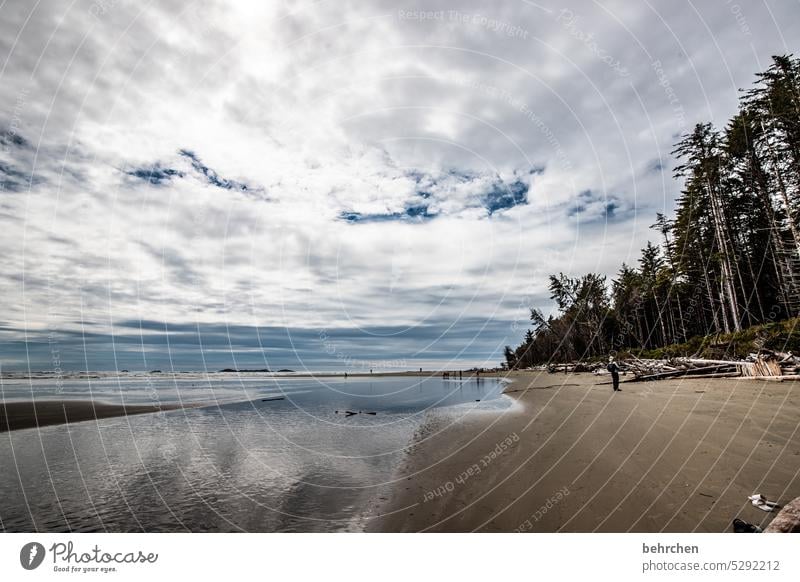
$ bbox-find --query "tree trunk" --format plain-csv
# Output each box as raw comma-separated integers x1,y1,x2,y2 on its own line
762,120,800,256
706,180,742,330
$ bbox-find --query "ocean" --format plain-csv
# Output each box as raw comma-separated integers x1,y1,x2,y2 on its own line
0,374,509,532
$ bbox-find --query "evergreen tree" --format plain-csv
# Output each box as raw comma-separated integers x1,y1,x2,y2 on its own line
506,56,800,366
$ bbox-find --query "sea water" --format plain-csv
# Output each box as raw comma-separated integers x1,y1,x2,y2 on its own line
0,374,508,532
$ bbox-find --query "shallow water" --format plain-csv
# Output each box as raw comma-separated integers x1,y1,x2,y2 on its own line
0,375,507,532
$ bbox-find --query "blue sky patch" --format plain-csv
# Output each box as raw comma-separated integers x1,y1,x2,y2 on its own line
482,179,529,215
339,202,436,223
125,164,185,185
178,149,254,191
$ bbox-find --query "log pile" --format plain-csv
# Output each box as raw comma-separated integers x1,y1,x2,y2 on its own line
546,362,605,374
740,355,783,377
626,350,798,381
626,357,740,381
776,351,799,376
542,350,799,381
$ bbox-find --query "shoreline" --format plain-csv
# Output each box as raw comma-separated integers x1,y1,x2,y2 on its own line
367,371,800,532
0,370,509,382
0,374,510,434
0,400,185,432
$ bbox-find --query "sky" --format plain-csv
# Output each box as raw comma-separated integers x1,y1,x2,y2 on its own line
1,0,798,372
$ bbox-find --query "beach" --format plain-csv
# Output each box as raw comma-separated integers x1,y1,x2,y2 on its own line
369,371,800,532
4,371,799,533
0,400,185,432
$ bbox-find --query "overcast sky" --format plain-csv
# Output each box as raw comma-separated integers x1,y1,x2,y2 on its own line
1,0,798,371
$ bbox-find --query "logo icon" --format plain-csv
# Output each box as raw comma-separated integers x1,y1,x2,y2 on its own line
20,542,46,570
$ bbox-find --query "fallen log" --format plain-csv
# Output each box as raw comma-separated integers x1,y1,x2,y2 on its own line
634,370,740,382
765,496,800,533
631,363,737,382
683,358,747,366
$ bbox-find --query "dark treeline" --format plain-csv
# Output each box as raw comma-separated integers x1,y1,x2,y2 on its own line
505,55,800,369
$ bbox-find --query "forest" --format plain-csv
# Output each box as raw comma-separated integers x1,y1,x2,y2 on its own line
505,55,800,369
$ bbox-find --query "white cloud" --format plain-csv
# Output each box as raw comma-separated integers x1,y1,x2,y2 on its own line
1,0,798,368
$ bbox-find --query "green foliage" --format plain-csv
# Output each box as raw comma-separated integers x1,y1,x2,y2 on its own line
508,56,800,367
629,318,799,361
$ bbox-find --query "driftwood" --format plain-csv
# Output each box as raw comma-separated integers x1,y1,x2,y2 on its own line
547,362,606,374
335,410,376,417
620,349,798,381
545,349,798,381
765,496,800,533
633,364,738,382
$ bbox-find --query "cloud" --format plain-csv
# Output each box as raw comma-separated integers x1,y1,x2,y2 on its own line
0,0,798,369
0,160,41,192
1,316,516,372
337,169,532,221
567,189,630,223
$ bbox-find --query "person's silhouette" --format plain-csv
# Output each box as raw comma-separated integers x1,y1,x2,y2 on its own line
607,356,621,392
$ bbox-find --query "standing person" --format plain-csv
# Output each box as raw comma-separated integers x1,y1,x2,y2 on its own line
607,356,621,392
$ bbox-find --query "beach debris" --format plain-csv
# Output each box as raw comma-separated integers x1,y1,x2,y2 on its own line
335,410,377,417
626,357,739,381
748,493,781,512
764,496,800,533
549,362,603,374
542,349,799,381
614,350,799,382
732,518,763,533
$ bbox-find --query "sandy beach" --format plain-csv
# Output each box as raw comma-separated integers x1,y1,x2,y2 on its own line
0,400,184,432
369,371,800,532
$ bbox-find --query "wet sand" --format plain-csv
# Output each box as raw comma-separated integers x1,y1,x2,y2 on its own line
369,372,800,532
0,400,184,432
